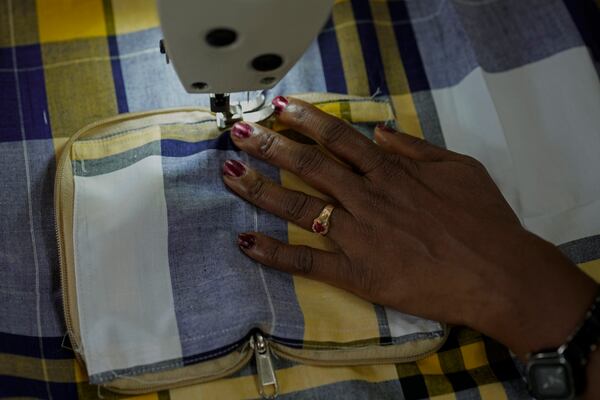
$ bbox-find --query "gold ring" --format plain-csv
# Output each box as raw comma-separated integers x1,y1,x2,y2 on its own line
311,204,335,235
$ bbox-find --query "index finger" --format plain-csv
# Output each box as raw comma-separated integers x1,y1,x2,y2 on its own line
272,96,385,175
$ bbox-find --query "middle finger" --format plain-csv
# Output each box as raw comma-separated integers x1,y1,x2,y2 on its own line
230,121,362,201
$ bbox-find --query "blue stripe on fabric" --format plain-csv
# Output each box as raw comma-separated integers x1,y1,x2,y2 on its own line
350,0,389,95
0,47,20,142
1,44,52,141
107,36,129,114
16,44,52,140
562,0,600,63
160,132,238,157
0,375,78,400
387,2,430,92
0,332,75,359
317,16,348,94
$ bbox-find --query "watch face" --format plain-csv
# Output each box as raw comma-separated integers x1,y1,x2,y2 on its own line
530,363,570,398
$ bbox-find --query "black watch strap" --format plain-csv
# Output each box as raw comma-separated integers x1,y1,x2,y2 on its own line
562,287,600,394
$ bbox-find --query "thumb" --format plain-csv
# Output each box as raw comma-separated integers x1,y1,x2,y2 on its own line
374,124,457,162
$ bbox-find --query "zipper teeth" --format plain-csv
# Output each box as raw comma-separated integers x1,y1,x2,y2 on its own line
269,327,449,367
103,347,254,395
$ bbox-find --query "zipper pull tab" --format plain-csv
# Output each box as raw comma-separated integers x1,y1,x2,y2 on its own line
252,332,278,399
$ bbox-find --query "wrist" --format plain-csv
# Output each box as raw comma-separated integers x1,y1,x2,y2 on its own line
525,286,600,399
476,231,597,358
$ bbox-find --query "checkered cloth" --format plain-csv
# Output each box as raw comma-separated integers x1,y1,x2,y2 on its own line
63,98,447,387
1,0,599,399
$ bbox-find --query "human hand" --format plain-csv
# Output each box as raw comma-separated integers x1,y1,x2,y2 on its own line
222,96,597,360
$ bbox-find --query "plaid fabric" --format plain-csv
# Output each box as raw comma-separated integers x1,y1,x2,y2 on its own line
1,0,599,399
65,99,445,385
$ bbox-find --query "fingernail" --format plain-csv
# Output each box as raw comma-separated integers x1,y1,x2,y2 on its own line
223,159,246,178
238,233,255,249
272,96,289,114
231,122,253,139
376,123,396,133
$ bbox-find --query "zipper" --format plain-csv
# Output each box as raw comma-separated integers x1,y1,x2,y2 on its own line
251,332,278,399
54,129,84,364
270,328,449,367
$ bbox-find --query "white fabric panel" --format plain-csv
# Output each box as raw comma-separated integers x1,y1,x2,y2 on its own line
385,308,443,338
433,47,600,245
73,156,182,377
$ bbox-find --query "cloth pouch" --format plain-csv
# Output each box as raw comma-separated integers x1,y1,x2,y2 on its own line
54,93,448,397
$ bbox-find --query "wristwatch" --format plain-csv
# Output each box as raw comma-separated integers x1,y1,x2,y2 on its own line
526,288,600,399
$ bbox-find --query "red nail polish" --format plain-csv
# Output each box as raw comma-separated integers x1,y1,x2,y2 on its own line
223,159,246,178
238,233,255,249
231,122,253,139
376,123,396,133
272,96,289,114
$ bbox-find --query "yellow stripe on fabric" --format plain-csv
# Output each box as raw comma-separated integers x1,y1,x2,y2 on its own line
0,353,77,383
430,393,457,400
112,0,159,34
42,37,118,140
368,1,424,137
73,360,88,383
460,341,488,370
36,0,106,43
348,101,395,123
332,1,371,96
124,394,160,400
170,364,398,399
312,100,393,124
280,170,380,342
579,259,600,283
417,354,455,398
479,382,509,400
4,0,40,47
417,354,444,375
316,102,343,119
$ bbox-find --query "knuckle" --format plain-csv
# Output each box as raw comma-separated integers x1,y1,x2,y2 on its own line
293,105,311,125
258,133,279,161
317,117,348,147
383,156,418,179
363,152,386,175
402,158,421,177
347,260,377,294
294,147,325,177
283,192,311,223
265,241,283,264
247,176,268,202
294,247,314,275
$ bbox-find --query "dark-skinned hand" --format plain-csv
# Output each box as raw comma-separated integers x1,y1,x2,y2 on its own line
221,96,599,398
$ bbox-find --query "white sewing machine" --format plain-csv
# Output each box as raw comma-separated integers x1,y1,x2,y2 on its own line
157,0,335,129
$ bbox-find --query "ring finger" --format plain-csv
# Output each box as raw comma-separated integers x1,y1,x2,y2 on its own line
222,159,351,240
